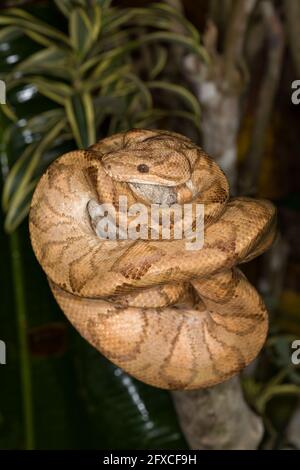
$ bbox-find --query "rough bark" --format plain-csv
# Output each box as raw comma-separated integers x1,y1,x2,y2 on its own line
286,401,300,449
164,0,264,451
284,0,300,77
172,377,263,450
183,0,256,191
239,1,284,195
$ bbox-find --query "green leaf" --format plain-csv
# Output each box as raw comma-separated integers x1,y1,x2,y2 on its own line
28,78,72,105
256,384,300,414
102,8,137,33
149,3,201,42
4,179,36,233
1,104,17,123
149,46,168,80
104,5,200,43
64,93,95,148
15,47,71,75
26,109,65,134
94,31,207,66
54,0,86,17
134,108,201,131
139,31,207,61
2,142,37,211
98,0,113,8
4,119,66,232
88,3,102,42
147,81,201,118
1,7,45,21
6,77,72,106
124,73,152,109
0,9,69,45
19,29,62,49
88,64,131,91
73,341,187,449
88,56,120,81
69,8,93,57
0,26,22,42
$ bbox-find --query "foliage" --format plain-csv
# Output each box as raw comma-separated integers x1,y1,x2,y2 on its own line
0,0,205,450
0,207,187,449
0,0,206,232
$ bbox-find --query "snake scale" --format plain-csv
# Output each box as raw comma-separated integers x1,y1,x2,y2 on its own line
29,129,276,390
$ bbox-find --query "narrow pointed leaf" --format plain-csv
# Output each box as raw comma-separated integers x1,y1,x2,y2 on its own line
15,48,70,74
3,119,66,232
147,81,201,118
124,73,152,109
134,108,201,131
0,26,22,42
150,3,201,41
65,93,95,148
4,179,37,233
88,4,102,41
69,8,93,57
149,46,168,80
0,11,69,45
28,78,72,105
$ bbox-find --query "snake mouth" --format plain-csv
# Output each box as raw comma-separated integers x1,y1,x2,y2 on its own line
129,182,178,205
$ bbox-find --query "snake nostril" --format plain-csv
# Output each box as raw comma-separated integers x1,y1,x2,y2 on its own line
106,164,111,170
137,164,149,173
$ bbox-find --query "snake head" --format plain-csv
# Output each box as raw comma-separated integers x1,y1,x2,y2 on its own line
102,148,191,187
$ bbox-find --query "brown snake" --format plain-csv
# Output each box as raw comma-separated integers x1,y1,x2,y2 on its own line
29,129,276,390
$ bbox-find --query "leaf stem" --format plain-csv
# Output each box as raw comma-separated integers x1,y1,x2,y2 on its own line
10,230,35,449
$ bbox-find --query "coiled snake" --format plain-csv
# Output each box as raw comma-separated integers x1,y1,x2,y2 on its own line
29,129,276,390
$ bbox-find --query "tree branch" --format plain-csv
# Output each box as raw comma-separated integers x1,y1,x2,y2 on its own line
284,0,300,76
224,0,257,81
172,377,263,449
239,1,284,195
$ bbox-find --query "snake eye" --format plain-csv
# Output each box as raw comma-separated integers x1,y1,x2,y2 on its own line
137,164,149,173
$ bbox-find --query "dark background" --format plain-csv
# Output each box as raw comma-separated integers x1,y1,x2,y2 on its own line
0,0,299,450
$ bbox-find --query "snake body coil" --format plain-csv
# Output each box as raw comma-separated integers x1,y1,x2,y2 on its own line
29,129,276,390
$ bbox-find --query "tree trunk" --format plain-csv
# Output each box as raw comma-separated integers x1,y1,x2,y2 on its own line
172,377,263,450
165,0,264,450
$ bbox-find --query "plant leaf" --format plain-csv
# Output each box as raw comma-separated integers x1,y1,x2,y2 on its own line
88,3,102,42
15,47,71,76
69,8,93,57
2,142,37,211
149,46,168,80
29,77,72,105
123,73,152,109
26,109,65,134
0,26,22,42
3,119,66,232
54,0,86,17
64,93,95,148
134,108,201,131
149,3,201,42
0,9,69,45
147,81,201,118
4,179,37,233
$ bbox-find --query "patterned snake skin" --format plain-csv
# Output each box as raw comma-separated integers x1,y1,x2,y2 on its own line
29,129,276,390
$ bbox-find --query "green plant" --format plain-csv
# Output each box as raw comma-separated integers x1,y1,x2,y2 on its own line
0,0,206,450
0,0,206,232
